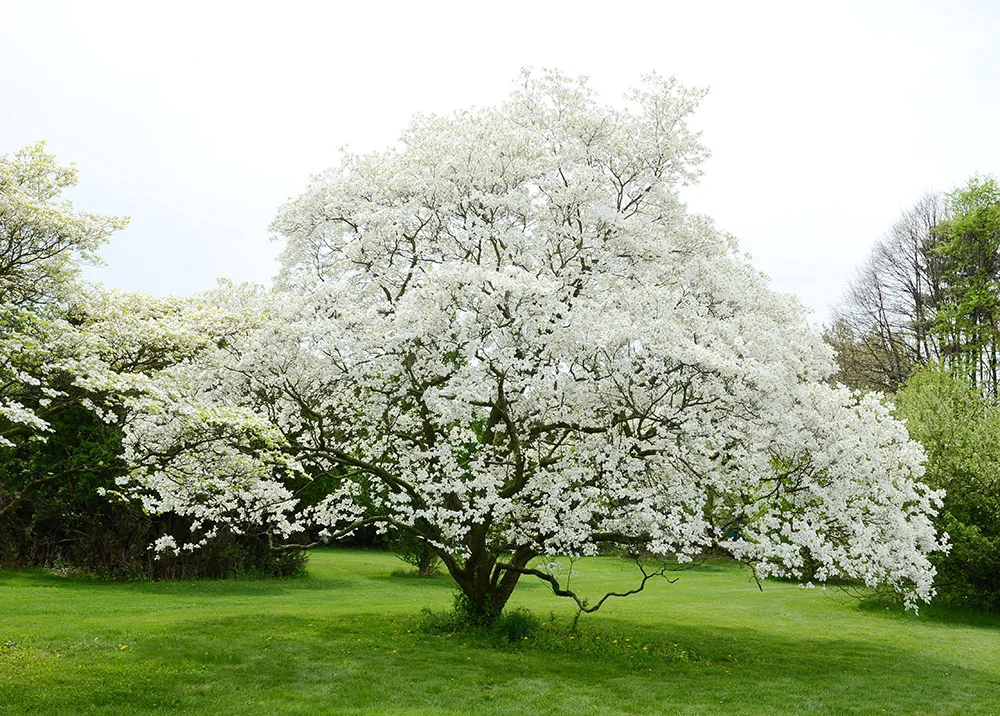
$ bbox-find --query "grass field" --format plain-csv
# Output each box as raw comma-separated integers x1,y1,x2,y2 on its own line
1,549,999,715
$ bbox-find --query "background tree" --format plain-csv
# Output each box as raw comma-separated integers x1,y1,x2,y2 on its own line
829,177,1000,395
0,142,127,449
0,142,127,308
0,145,304,577
0,143,128,541
122,71,943,623
829,177,1000,610
932,176,1000,398
826,193,945,392
895,365,1000,610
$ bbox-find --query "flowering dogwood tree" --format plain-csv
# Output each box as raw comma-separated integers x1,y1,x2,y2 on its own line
0,143,243,529
0,285,245,514
1,143,126,452
123,71,944,620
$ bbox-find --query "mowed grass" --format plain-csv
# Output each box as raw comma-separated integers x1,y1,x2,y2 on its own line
1,550,999,715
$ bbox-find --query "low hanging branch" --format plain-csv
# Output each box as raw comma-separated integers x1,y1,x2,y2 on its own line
0,474,58,518
495,556,679,616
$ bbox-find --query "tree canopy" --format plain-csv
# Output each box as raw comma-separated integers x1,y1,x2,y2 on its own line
828,176,1000,396
118,71,943,620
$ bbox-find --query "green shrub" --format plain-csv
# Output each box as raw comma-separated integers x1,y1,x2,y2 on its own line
492,607,541,642
895,366,1000,610
419,594,541,643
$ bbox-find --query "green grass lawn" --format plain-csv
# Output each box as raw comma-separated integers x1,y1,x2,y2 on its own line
1,550,998,715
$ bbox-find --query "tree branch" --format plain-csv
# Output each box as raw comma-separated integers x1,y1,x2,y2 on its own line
494,556,677,615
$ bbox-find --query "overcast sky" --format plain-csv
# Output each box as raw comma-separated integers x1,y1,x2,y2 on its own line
3,0,999,324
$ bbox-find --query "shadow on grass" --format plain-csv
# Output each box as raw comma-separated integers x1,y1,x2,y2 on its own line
22,610,993,714
0,568,354,598
857,595,1000,629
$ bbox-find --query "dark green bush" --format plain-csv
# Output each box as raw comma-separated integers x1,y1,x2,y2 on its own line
420,593,541,642
143,529,308,581
0,402,306,580
492,608,542,642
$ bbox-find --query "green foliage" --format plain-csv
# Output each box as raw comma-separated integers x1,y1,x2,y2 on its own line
451,589,502,629
145,529,309,581
389,528,441,576
492,607,542,642
0,399,144,576
932,176,1000,396
0,399,306,581
420,593,542,640
895,365,1000,610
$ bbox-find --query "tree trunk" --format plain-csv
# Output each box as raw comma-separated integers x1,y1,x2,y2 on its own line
442,544,534,626
416,541,439,576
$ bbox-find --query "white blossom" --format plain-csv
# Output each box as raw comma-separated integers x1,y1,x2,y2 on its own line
120,70,945,613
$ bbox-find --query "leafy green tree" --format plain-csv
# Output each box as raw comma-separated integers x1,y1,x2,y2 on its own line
932,176,1000,398
895,366,1000,610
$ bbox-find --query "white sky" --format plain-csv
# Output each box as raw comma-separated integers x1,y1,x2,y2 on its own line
3,0,999,324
